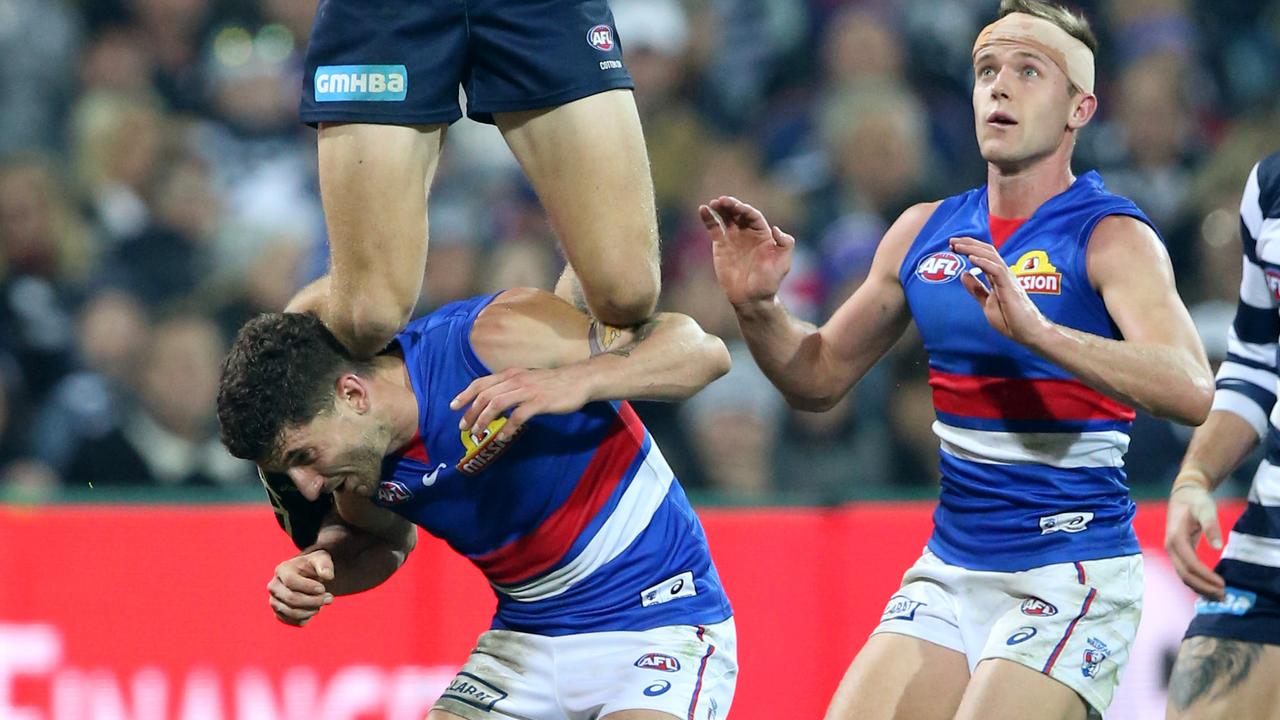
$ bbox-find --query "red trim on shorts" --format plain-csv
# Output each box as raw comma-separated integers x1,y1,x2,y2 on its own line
1042,588,1096,674
687,628,715,720
1074,561,1087,585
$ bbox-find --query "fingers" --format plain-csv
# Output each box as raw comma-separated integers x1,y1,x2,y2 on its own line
1165,516,1227,599
708,196,768,231
307,552,334,582
1198,510,1225,551
470,387,529,439
960,269,990,303
699,204,726,234
452,369,521,430
771,225,795,249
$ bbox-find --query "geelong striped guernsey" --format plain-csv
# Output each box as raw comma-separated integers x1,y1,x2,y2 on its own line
900,171,1156,571
1213,152,1280,598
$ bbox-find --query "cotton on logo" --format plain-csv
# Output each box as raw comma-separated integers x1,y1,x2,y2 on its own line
916,252,966,284
587,25,614,51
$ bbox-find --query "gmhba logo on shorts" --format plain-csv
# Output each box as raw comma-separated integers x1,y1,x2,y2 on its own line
314,64,408,102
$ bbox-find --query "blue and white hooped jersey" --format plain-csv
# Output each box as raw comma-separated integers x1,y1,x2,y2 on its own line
1211,153,1280,600
374,294,732,636
900,171,1154,571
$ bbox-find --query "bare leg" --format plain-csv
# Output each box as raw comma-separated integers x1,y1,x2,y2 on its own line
496,89,660,327
316,122,446,357
1167,637,1280,720
953,658,1087,720
824,633,969,720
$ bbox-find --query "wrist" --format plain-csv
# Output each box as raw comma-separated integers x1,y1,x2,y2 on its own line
732,295,781,322
1021,313,1059,352
1172,467,1213,493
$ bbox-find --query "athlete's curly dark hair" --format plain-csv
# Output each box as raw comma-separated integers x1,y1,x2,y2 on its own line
217,312,368,462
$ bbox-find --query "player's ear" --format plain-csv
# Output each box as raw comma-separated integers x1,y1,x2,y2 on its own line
335,373,371,414
1067,92,1097,131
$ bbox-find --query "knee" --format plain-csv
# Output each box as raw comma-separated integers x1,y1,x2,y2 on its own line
328,292,415,358
580,268,660,326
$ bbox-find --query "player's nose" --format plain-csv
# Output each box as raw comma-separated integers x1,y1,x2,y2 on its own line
289,467,325,501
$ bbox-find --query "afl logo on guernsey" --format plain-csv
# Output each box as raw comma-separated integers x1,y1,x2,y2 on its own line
377,480,412,504
1265,269,1280,301
1010,250,1062,294
916,252,966,283
587,25,615,51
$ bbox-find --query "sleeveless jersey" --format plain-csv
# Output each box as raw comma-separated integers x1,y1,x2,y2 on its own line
374,294,732,635
900,171,1153,571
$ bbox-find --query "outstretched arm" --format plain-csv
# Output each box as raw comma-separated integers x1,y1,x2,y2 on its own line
453,288,731,440
266,491,416,627
702,196,930,411
952,216,1213,425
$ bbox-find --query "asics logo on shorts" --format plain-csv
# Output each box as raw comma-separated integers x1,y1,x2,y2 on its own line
314,65,408,102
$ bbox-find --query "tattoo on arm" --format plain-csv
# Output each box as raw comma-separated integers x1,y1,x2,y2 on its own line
1168,636,1263,710
588,318,658,358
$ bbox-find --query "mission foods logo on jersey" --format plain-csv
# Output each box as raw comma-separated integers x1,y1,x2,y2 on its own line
314,65,408,102
1010,250,1062,294
915,252,966,283
457,417,524,475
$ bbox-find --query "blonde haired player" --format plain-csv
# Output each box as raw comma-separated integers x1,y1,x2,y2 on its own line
702,1,1213,718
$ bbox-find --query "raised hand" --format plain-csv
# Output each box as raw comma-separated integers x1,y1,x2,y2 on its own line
267,549,335,627
951,236,1052,345
700,196,794,307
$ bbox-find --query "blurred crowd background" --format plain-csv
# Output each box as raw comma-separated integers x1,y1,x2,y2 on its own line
1,0,1278,505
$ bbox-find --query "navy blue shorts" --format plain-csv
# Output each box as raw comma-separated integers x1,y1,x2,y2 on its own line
300,0,635,126
1184,565,1280,647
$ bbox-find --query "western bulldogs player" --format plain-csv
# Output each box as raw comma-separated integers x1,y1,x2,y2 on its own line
293,0,660,360
1164,152,1280,720
702,1,1212,718
216,289,735,720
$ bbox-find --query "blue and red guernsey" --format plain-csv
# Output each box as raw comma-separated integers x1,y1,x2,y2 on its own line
376,294,732,635
900,171,1153,571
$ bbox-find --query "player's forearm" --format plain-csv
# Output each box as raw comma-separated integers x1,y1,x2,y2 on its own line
307,520,414,596
734,298,848,411
1175,410,1261,492
577,313,731,402
1027,322,1214,426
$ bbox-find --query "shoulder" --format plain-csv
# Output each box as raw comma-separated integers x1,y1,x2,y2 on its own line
469,288,589,371
1086,215,1172,288
872,201,945,273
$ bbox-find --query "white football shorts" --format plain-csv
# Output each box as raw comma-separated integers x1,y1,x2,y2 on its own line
872,549,1142,718
434,618,736,720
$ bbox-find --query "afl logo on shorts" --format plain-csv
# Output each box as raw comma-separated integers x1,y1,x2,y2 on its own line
1019,597,1059,617
915,252,966,284
587,24,615,51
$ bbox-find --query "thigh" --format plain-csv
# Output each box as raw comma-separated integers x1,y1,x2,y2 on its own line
954,658,1087,720
317,122,444,349
495,89,660,325
824,633,969,720
1167,637,1280,720
302,0,466,125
